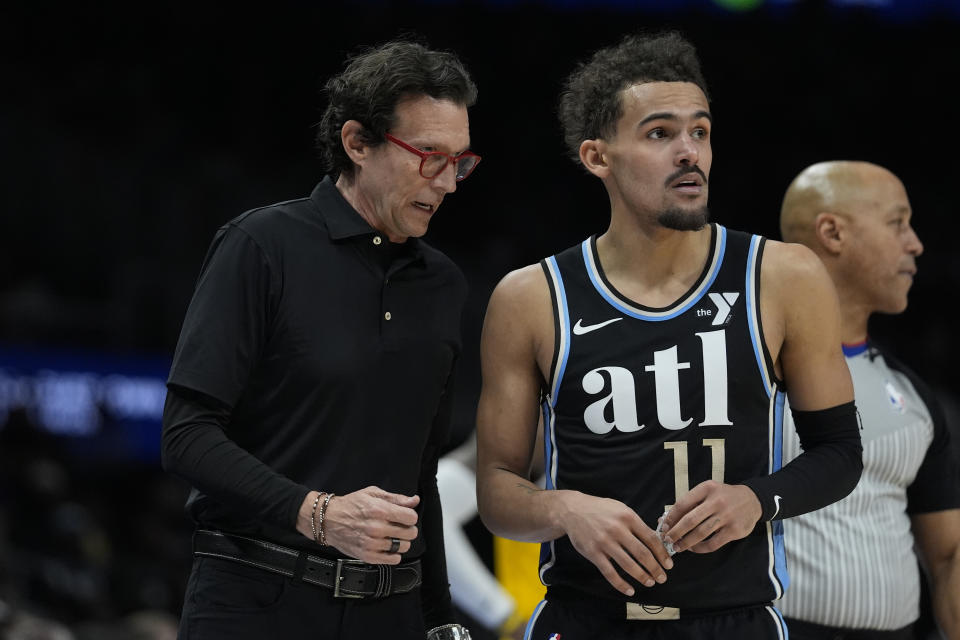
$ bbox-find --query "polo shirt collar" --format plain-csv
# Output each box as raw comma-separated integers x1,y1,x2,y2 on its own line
310,176,424,258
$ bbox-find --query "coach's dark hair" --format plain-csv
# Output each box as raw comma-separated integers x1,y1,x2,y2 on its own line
558,30,709,165
316,39,477,180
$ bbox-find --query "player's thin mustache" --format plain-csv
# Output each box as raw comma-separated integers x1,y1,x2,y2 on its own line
665,166,708,187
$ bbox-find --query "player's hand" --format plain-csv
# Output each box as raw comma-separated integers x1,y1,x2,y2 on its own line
302,486,420,564
560,491,673,596
659,480,761,554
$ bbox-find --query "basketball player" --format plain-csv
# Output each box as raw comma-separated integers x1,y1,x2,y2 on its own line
778,161,960,640
475,31,864,638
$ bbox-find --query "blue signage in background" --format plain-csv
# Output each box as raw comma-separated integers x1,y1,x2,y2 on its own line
410,0,960,21
0,344,171,464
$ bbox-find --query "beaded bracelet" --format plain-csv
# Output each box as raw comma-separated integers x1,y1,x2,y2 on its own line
318,492,335,546
310,492,324,543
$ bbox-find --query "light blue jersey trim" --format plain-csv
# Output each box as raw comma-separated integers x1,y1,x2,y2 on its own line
773,390,785,471
771,389,789,595
544,256,571,403
746,233,789,596
581,225,727,320
773,519,789,593
746,234,774,398
540,257,570,584
541,400,555,491
766,605,789,640
522,599,548,640
539,398,559,582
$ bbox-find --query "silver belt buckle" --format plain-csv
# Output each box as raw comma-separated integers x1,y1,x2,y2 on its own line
333,559,367,598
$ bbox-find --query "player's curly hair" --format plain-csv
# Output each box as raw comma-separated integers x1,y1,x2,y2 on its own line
558,30,709,166
315,38,477,180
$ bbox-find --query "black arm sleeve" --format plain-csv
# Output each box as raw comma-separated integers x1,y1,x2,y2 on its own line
161,384,309,530
742,400,863,521
419,367,458,630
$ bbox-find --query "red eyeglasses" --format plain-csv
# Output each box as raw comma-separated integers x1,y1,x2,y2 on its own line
385,133,481,182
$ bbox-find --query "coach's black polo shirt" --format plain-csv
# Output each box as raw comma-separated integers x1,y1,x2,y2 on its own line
162,177,466,619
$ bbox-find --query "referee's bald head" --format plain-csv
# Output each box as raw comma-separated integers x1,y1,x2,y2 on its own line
779,160,900,251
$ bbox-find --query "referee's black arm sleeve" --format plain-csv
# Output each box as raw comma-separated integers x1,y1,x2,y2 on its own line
742,401,863,521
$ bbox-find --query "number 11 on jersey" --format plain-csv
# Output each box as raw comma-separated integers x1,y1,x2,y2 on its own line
663,438,725,511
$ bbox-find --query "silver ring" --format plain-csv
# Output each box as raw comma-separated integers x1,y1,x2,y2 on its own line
388,537,401,554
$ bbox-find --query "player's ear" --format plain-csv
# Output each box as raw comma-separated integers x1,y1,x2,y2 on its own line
814,212,844,255
580,139,609,179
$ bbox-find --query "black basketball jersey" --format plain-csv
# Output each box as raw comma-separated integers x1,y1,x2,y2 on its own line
538,224,788,610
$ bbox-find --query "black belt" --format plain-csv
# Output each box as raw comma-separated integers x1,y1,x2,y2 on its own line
193,529,422,599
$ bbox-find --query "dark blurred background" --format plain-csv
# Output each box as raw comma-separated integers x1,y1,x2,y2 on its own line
1,1,958,637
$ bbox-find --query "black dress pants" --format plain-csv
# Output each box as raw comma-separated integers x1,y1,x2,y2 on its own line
177,556,427,639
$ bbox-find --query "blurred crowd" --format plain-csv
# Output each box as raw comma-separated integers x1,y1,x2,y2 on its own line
0,408,191,640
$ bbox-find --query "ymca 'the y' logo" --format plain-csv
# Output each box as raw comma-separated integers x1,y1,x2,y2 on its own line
705,292,740,326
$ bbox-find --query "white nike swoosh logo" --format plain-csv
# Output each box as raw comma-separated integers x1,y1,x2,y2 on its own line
572,317,623,335
771,495,783,519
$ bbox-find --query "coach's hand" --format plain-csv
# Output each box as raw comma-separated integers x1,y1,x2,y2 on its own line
561,491,673,597
659,480,761,554
298,487,419,564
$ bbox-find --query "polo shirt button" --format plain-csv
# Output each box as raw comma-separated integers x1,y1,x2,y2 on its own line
384,311,392,321
373,236,382,245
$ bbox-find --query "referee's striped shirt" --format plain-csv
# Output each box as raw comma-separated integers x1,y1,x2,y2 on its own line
778,341,960,630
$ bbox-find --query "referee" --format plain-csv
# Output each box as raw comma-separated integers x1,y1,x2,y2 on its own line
778,161,960,640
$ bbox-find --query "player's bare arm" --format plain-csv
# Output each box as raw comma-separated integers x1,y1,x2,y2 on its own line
766,241,853,411
476,265,547,538
476,265,673,596
663,241,857,553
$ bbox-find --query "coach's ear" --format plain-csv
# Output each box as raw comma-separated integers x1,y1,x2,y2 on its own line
814,212,845,255
341,120,371,167
580,139,609,179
